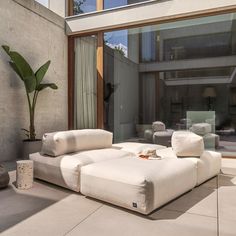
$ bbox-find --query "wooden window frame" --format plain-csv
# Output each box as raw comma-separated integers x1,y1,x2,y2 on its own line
68,0,104,129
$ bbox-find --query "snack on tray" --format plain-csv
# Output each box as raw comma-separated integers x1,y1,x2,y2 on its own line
138,149,161,160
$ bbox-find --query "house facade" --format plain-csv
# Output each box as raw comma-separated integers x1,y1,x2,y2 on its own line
1,0,236,162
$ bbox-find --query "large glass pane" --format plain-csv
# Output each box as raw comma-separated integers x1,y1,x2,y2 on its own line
104,0,150,10
103,13,236,157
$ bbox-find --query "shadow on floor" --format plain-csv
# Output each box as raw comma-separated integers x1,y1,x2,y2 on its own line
0,176,73,233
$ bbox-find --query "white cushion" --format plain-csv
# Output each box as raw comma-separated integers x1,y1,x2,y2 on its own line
112,142,166,154
191,123,211,135
81,157,196,214
30,148,132,192
152,121,166,132
171,131,204,157
41,129,113,157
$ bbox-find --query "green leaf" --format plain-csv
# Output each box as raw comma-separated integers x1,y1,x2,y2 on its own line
2,45,34,80
9,62,24,81
9,51,34,79
36,83,58,91
2,45,10,55
35,60,51,87
24,75,37,93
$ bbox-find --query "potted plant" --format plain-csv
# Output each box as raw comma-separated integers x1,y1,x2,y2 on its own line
2,45,58,159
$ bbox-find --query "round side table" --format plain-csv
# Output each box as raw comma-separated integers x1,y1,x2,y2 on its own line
16,160,33,190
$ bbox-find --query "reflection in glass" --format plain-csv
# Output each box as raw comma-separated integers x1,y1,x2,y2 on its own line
73,0,96,15
103,13,236,156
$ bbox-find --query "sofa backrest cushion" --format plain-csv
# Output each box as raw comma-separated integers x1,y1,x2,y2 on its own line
190,123,211,135
171,131,204,157
41,129,113,157
152,121,166,132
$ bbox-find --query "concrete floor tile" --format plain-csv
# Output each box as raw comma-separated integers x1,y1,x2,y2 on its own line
163,184,217,217
67,205,217,236
218,175,236,221
221,159,236,176
219,218,236,236
1,194,102,236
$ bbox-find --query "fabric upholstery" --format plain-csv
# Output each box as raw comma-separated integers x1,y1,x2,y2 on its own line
153,129,174,147
30,148,132,192
112,142,166,154
156,148,221,185
41,129,113,157
152,121,166,132
171,131,204,157
81,157,196,214
191,123,212,135
184,151,221,185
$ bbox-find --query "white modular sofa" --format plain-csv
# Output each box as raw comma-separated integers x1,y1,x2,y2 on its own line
30,129,221,215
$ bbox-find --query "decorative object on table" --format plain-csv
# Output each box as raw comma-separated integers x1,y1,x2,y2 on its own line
202,87,216,111
16,160,33,190
0,165,10,189
2,45,58,159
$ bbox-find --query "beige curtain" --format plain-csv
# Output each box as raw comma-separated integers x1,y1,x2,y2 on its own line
74,36,97,129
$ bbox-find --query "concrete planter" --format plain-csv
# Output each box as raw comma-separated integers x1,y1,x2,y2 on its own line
21,140,42,160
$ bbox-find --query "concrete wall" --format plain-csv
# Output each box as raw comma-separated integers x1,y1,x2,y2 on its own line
49,0,66,17
0,0,68,161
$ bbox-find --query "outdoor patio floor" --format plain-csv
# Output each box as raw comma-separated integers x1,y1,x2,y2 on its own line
0,158,236,236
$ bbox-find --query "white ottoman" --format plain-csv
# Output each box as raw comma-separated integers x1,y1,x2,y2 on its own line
81,157,196,214
16,160,33,190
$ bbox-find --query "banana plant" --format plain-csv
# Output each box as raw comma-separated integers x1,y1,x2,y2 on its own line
2,45,58,140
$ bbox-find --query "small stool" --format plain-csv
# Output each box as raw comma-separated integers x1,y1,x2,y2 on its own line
153,129,174,147
16,160,33,190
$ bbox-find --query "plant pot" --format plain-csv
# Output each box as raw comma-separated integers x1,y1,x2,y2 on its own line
21,139,42,160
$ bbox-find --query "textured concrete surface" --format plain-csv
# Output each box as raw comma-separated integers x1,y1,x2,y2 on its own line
0,0,68,161
0,158,236,236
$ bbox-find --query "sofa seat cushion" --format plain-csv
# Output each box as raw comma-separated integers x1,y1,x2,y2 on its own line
30,148,133,192
186,151,221,185
81,157,196,214
112,142,166,154
171,131,204,157
155,148,221,185
191,123,212,135
41,129,113,157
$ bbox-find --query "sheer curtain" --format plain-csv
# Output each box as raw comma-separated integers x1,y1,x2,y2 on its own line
74,36,97,129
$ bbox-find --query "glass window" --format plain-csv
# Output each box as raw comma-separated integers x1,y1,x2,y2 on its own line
102,13,236,156
104,0,150,10
73,0,96,15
